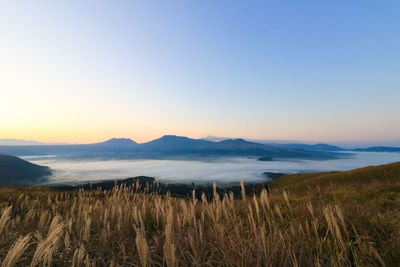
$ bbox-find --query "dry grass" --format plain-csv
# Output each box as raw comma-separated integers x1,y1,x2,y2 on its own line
0,163,399,266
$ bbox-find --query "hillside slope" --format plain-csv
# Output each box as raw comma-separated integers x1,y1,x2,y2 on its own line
0,154,51,185
270,161,400,194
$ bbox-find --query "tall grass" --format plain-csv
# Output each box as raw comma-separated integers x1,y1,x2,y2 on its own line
0,177,399,266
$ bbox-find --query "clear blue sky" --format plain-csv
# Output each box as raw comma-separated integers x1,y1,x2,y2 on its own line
1,1,399,143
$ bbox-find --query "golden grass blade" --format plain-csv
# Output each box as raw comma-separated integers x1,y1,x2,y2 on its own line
1,234,31,267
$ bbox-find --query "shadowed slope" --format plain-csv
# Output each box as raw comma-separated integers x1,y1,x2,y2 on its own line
0,154,52,185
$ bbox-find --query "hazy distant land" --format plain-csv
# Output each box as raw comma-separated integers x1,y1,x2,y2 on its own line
1,135,399,186
0,135,339,160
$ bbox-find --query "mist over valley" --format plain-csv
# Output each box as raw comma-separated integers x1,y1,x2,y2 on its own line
22,151,400,185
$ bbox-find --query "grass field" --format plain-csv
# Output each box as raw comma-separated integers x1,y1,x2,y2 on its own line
0,162,400,266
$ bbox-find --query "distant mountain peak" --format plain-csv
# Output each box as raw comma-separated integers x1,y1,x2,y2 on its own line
149,135,199,145
106,137,136,142
219,138,255,144
159,135,191,140
99,138,137,146
232,138,246,142
141,135,211,150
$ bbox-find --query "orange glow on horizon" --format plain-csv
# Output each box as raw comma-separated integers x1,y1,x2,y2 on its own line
2,127,399,145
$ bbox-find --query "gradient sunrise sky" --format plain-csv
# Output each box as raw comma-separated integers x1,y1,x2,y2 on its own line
1,1,399,144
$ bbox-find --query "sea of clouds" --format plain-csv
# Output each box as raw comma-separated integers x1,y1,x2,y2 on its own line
24,151,400,185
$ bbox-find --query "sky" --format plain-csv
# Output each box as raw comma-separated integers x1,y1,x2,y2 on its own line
1,1,399,144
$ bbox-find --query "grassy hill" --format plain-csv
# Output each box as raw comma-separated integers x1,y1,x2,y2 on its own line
0,162,399,266
0,154,51,185
270,161,400,194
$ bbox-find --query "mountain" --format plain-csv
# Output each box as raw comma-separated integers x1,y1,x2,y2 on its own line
353,146,400,153
0,138,138,157
140,135,211,150
204,136,346,152
136,135,336,159
217,138,259,146
268,143,345,152
0,135,338,160
0,154,52,185
95,138,137,148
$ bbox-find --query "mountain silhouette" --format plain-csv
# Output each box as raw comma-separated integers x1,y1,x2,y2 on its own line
268,143,344,152
0,154,52,185
353,146,400,153
96,138,137,148
0,135,341,160
140,135,212,150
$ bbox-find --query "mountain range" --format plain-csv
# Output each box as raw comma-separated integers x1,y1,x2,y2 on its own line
352,146,400,153
0,135,398,161
0,135,337,160
267,143,344,152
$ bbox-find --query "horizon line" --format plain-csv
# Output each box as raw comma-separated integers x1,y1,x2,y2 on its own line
0,135,399,148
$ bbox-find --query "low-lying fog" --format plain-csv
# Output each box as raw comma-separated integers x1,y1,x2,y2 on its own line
23,152,400,185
